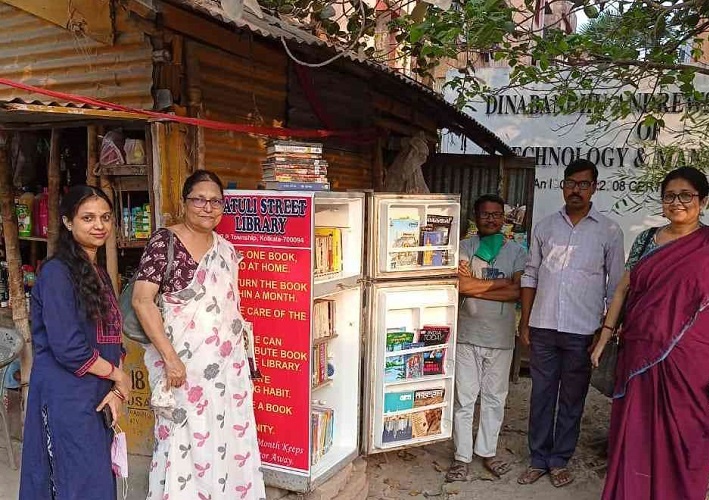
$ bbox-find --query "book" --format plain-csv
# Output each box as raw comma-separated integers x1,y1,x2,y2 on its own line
388,217,421,269
262,181,330,191
411,408,442,438
386,330,415,352
267,140,323,155
389,218,420,248
384,391,414,413
312,343,329,387
405,353,423,379
313,300,336,340
382,415,413,443
413,388,445,407
426,214,453,245
311,405,334,465
419,225,445,266
424,214,454,266
314,227,342,276
384,356,406,382
422,349,446,376
417,326,450,346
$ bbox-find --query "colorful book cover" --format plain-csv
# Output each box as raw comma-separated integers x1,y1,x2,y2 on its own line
413,388,445,407
423,349,446,376
314,227,342,273
386,331,415,352
389,218,420,248
411,408,443,438
382,415,413,443
384,391,415,413
426,214,453,245
384,356,406,382
417,326,450,346
405,353,424,379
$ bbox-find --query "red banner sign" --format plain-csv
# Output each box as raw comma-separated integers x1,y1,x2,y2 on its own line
217,191,313,473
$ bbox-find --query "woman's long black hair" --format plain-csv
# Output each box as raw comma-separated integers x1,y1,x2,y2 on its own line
53,185,114,321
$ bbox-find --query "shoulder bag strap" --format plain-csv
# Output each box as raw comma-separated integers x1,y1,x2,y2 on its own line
161,230,175,292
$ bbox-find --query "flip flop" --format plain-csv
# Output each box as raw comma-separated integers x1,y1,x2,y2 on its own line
550,467,574,488
483,457,511,478
517,466,548,485
445,460,468,482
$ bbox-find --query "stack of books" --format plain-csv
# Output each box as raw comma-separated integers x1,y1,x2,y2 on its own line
261,140,330,191
313,299,336,340
312,343,329,388
311,406,334,465
314,227,343,278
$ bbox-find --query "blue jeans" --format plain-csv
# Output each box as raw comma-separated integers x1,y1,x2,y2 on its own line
528,328,593,469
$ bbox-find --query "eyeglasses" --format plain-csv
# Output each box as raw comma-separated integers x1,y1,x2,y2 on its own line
561,180,594,190
479,212,505,220
661,192,699,204
187,197,225,210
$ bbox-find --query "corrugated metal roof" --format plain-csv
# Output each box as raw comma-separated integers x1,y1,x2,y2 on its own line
0,2,154,110
162,0,513,155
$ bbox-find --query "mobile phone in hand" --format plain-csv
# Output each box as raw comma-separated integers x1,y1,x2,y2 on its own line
102,406,113,428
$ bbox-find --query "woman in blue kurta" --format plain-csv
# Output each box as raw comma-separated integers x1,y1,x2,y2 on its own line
20,186,132,500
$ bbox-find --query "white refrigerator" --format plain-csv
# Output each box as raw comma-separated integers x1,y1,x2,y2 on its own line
361,193,461,454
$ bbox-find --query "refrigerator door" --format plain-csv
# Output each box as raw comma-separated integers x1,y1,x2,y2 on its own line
367,193,461,281
362,279,458,455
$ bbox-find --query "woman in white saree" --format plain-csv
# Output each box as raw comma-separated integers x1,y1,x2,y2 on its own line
133,170,265,500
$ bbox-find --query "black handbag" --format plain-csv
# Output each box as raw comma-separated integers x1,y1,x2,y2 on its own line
590,227,657,397
119,231,175,344
590,335,619,397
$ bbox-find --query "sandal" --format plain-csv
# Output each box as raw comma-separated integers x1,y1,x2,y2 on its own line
550,467,574,488
517,466,548,485
445,460,468,482
483,457,511,478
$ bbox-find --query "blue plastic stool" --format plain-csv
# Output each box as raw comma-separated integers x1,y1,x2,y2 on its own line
0,327,23,470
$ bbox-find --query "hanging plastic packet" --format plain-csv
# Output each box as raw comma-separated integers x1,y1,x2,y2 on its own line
111,424,129,499
242,320,262,380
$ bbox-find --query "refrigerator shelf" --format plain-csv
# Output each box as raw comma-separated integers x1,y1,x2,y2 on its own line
384,345,448,357
378,433,449,450
311,444,358,483
384,375,453,387
314,274,360,299
312,379,334,391
313,334,339,346
388,245,453,253
383,401,447,417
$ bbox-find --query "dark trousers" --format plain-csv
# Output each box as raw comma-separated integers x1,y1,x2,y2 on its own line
528,328,593,469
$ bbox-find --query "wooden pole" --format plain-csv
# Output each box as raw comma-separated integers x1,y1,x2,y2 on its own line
0,132,32,431
99,175,119,294
86,125,99,187
46,129,61,258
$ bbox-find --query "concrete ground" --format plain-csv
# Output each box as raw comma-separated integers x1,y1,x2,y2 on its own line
1,377,614,500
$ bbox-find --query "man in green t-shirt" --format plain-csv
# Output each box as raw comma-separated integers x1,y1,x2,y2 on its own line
445,194,526,482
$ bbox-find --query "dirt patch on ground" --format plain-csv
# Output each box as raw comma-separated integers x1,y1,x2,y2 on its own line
367,376,611,500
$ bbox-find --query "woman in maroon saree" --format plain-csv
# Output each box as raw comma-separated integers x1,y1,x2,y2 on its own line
591,166,709,500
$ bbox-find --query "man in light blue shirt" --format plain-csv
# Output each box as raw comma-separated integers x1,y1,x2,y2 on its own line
517,160,625,488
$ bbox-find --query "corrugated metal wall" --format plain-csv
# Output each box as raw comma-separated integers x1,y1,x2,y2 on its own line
0,2,154,109
424,154,535,229
188,40,287,188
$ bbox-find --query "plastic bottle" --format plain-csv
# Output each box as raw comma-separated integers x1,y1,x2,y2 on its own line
16,189,34,237
122,208,131,239
34,188,49,238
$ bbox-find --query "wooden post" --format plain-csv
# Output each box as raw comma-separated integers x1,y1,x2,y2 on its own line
86,125,99,187
99,175,119,294
0,132,32,430
46,129,61,258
